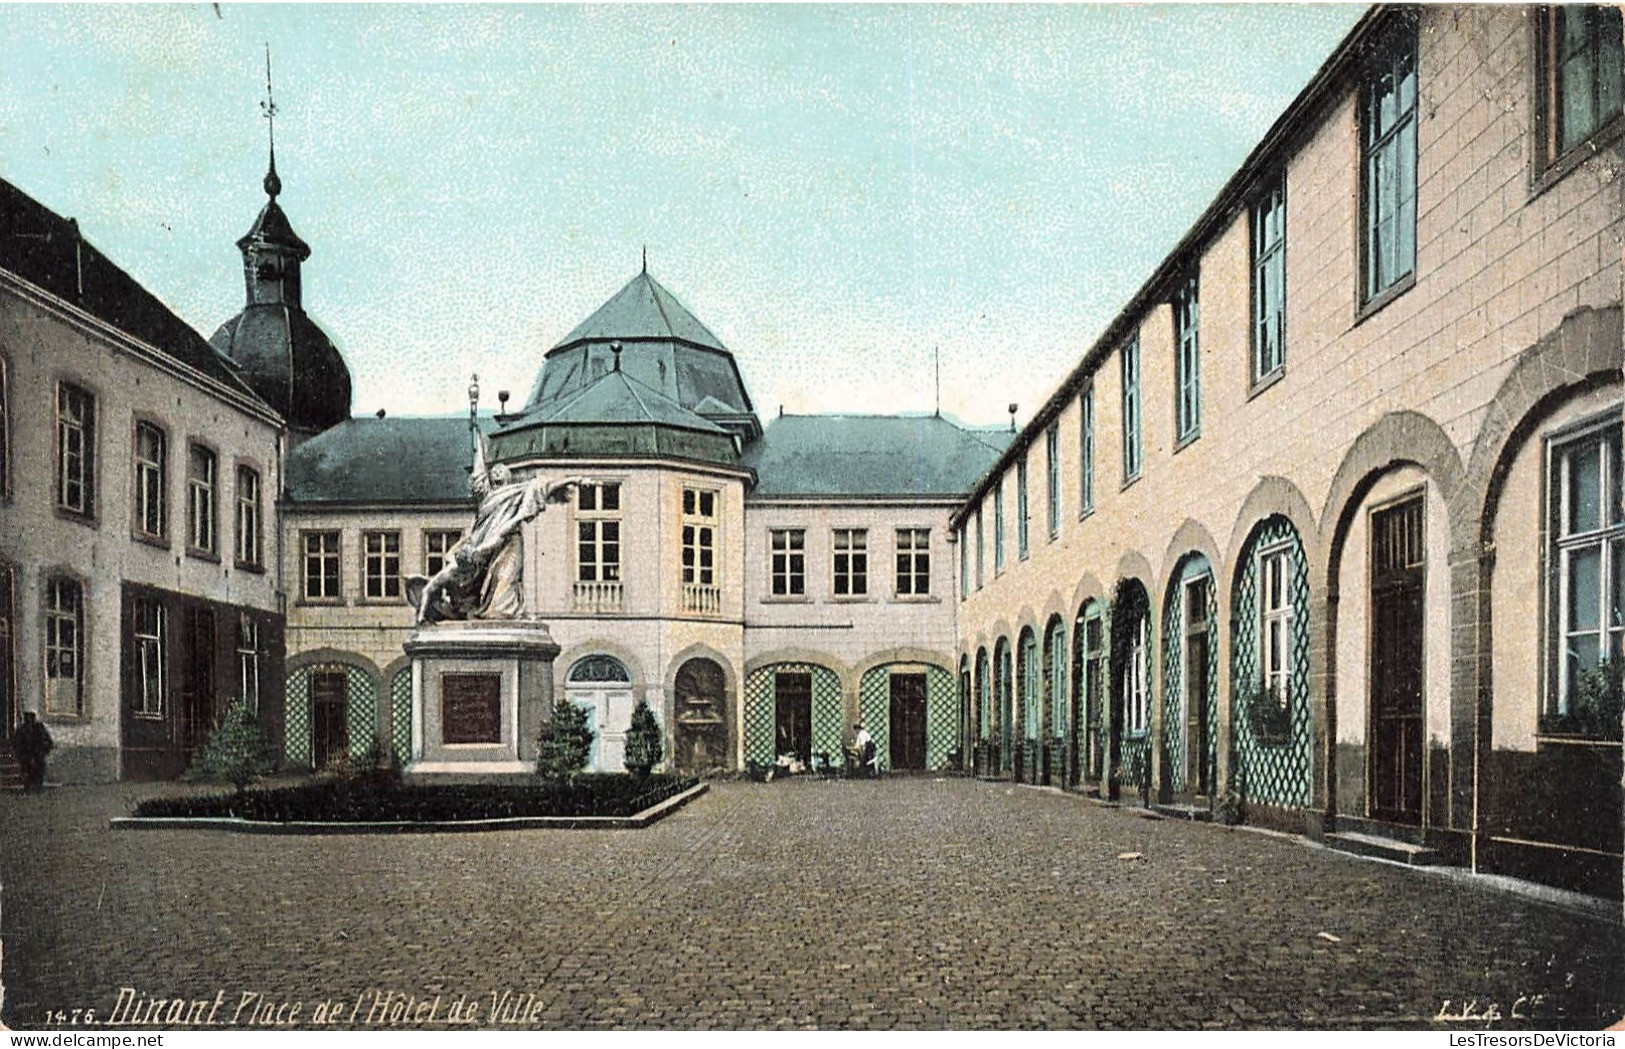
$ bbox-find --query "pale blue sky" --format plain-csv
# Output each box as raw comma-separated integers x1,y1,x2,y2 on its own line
0,4,1365,425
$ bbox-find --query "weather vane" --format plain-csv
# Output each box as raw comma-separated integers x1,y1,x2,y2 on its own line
259,43,281,198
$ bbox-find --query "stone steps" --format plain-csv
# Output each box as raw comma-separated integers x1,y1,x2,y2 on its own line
1150,801,1213,822
0,744,23,792
1324,830,1447,866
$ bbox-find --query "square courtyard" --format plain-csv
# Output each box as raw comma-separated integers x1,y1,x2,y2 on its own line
1,776,1621,1030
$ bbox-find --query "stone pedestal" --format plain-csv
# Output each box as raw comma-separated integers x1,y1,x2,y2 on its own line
404,620,560,776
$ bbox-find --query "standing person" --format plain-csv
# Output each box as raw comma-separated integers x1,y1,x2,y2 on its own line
14,711,53,792
850,722,876,778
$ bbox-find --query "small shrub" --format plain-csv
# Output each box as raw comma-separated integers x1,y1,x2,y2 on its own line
1548,661,1624,740
1243,683,1292,744
623,699,663,779
536,697,594,780
185,699,277,796
343,736,402,790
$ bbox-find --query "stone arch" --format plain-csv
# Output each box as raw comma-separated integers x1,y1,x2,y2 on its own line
851,646,952,685
1451,305,1623,846
284,649,383,771
1321,410,1466,588
856,659,959,772
1223,475,1321,583
746,648,854,696
1109,576,1155,797
1112,549,1157,594
1318,410,1465,823
1465,305,1623,553
1159,548,1219,799
666,643,738,773
1228,513,1314,816
1068,571,1110,623
1158,519,1225,607
993,634,1014,773
557,640,650,695
1041,612,1069,783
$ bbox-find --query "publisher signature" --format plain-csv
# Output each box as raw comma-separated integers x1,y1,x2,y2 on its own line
1434,995,1549,1026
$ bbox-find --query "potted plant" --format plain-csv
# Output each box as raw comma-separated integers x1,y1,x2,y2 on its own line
1244,683,1292,745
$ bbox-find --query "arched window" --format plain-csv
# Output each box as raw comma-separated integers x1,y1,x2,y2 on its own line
567,654,631,684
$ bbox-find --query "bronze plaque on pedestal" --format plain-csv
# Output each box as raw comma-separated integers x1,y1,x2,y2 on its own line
442,672,502,744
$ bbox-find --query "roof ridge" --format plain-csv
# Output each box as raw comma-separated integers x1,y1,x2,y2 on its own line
643,271,678,342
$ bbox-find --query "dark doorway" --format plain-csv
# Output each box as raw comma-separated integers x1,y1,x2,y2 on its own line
181,608,215,757
1370,496,1425,824
312,670,349,770
0,562,13,744
889,673,927,770
1184,575,1214,798
774,671,812,765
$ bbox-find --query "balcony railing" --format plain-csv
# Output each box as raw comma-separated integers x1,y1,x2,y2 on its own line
682,583,722,615
573,580,624,613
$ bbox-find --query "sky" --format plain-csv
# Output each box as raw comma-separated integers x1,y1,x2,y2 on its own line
0,3,1366,427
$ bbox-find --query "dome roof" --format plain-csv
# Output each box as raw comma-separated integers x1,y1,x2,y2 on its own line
209,304,352,435
526,270,759,438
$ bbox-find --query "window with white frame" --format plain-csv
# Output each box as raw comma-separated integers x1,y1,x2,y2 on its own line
1045,423,1060,538
1121,337,1142,482
1259,543,1293,708
959,525,969,599
1251,177,1287,383
56,381,96,517
1547,419,1624,735
303,531,341,600
134,421,167,540
975,508,985,589
1124,612,1149,735
1361,16,1418,304
576,481,622,583
132,596,166,719
423,529,462,576
1175,272,1201,442
833,528,868,597
235,466,262,567
896,528,930,596
363,531,402,599
994,481,1006,573
1017,458,1030,558
44,576,83,716
681,488,717,587
1079,385,1095,514
187,444,217,554
770,528,805,596
237,612,262,714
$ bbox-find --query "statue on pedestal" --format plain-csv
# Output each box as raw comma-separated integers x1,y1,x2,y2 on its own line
405,435,586,623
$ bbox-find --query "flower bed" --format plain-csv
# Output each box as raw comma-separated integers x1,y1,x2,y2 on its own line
132,774,698,822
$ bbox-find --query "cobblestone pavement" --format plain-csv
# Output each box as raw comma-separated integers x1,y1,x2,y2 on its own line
1,777,1621,1030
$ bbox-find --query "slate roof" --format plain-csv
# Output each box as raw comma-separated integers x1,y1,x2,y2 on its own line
526,270,757,426
0,177,268,407
555,270,725,351
286,416,495,504
742,414,1013,498
517,368,730,434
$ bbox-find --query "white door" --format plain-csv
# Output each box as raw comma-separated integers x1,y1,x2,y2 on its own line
566,686,634,771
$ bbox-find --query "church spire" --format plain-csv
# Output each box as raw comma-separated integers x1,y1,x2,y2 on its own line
260,43,281,199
